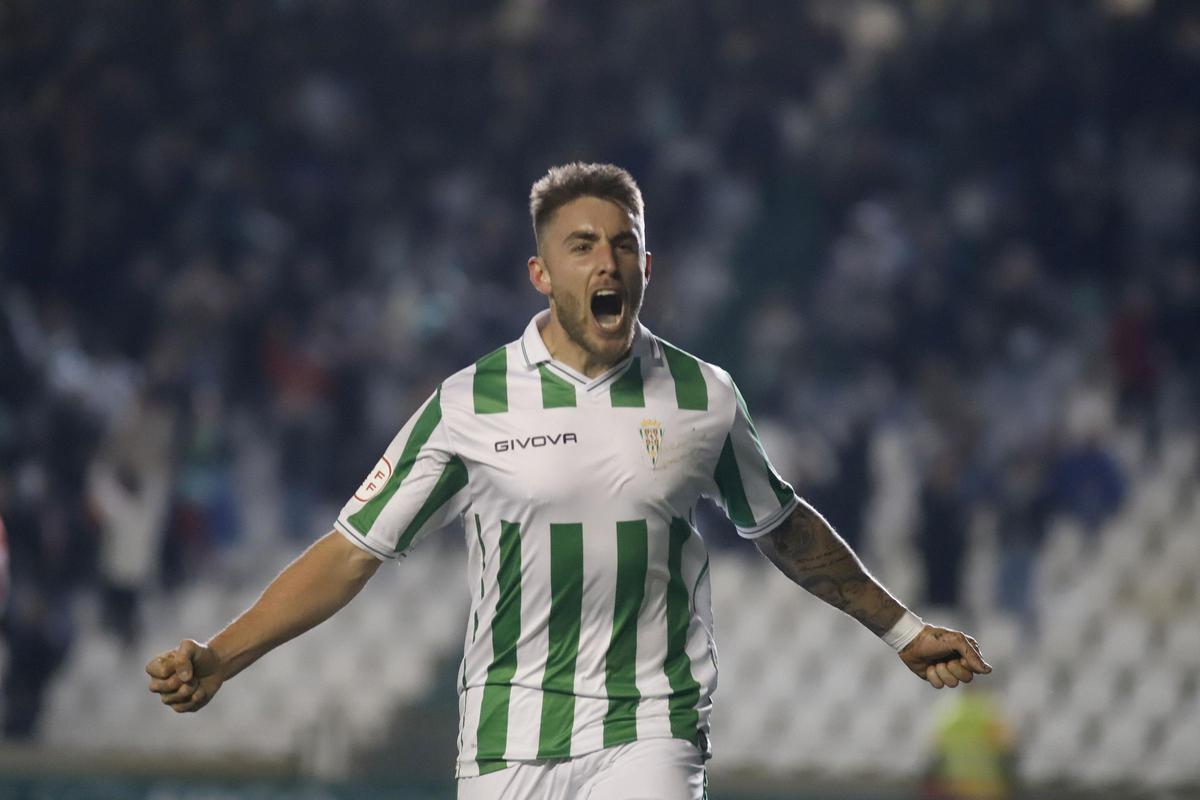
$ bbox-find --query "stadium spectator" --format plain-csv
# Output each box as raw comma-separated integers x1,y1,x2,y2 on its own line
918,450,970,609
990,450,1053,626
1108,283,1161,427
1,455,88,738
87,384,176,643
923,688,1016,800
1048,389,1126,533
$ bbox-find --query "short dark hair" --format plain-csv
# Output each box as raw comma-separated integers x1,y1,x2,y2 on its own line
529,162,645,245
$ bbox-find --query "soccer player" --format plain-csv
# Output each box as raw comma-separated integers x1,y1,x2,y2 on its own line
147,163,991,799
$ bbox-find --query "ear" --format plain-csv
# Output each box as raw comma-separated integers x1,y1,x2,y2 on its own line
643,251,652,285
528,255,552,297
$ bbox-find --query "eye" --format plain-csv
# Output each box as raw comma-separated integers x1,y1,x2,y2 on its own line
617,241,636,252
571,242,592,254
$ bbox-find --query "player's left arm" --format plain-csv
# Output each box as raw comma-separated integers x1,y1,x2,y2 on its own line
755,500,992,688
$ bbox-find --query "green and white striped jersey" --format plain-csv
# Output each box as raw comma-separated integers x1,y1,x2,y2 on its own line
335,311,798,777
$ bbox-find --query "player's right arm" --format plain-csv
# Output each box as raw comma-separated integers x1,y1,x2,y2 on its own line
755,500,991,688
703,371,990,688
145,530,381,712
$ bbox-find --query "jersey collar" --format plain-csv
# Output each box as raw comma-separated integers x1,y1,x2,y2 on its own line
519,309,662,380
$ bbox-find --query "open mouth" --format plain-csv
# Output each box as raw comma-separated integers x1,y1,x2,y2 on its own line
590,289,625,332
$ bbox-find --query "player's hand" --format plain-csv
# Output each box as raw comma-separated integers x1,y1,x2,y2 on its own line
146,639,224,712
898,625,991,689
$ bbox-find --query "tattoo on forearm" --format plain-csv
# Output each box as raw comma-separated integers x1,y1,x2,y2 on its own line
757,502,904,637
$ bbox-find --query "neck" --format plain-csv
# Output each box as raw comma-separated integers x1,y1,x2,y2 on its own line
539,313,630,379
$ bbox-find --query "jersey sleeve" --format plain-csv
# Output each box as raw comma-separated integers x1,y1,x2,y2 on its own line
334,387,470,560
703,379,799,538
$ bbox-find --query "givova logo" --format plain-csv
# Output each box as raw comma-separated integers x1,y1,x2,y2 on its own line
494,432,579,452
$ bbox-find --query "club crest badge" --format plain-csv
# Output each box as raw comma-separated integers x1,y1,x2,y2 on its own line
639,418,664,468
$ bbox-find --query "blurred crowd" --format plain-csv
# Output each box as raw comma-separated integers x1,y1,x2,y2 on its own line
1,0,1197,739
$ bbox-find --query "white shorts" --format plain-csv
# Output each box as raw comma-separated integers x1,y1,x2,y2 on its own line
456,738,706,800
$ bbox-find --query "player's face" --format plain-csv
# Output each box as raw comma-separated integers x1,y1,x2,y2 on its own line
529,196,651,368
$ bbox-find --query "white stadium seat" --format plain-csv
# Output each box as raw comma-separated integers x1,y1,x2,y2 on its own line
1163,622,1200,669
1076,712,1155,786
1145,713,1200,787
1020,710,1089,782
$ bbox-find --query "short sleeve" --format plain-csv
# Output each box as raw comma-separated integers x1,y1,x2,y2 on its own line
334,387,470,559
704,380,799,538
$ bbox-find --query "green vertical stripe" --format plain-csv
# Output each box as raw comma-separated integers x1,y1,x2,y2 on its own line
472,514,487,643
604,519,648,746
733,383,795,508
659,340,708,411
476,520,523,772
393,456,469,552
539,366,577,409
664,517,701,744
473,346,509,414
347,389,442,535
713,434,755,528
609,358,645,407
537,523,584,758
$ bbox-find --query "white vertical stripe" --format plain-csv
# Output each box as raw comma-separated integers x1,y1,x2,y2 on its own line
457,512,501,773
639,355,678,411
504,685,548,761
571,516,622,755
682,527,716,737
456,686,478,776
455,520,476,771
509,513,551,759
463,515,496,687
633,515,675,740
505,342,545,411
570,696,608,756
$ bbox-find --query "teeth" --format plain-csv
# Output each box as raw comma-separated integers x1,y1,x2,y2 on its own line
592,289,623,332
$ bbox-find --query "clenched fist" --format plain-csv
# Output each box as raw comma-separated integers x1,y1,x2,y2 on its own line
899,625,992,689
146,639,224,712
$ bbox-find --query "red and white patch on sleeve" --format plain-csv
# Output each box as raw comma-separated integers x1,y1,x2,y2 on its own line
354,456,393,502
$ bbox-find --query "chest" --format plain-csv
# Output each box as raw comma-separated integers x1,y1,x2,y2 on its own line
459,403,720,511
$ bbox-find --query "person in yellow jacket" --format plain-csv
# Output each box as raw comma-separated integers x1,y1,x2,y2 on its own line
924,686,1016,800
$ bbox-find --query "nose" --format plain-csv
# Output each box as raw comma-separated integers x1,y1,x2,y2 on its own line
595,240,617,274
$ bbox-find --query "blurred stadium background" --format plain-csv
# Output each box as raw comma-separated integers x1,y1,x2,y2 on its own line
2,0,1198,798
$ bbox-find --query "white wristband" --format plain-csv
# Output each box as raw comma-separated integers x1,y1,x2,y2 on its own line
882,611,925,652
